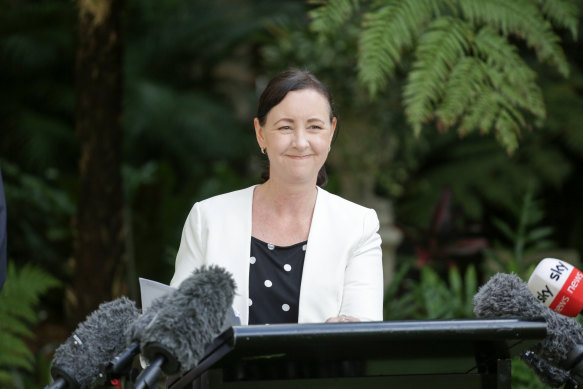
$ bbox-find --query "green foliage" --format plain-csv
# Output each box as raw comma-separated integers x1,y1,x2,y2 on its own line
0,262,60,388
485,186,555,278
384,261,478,320
309,0,579,153
387,187,562,388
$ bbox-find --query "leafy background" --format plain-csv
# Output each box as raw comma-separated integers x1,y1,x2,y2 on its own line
1,0,582,387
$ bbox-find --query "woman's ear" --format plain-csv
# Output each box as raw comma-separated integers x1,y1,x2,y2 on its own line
330,117,337,141
254,118,265,149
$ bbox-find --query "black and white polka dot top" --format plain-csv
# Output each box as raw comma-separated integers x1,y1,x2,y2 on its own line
248,236,307,325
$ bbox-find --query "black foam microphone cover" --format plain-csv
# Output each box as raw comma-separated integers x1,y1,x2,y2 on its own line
47,297,139,389
139,265,236,375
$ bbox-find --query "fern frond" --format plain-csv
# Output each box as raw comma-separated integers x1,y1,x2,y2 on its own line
536,0,578,40
473,27,545,119
0,333,35,372
433,25,545,152
0,372,14,387
358,0,439,95
494,109,521,153
435,57,488,128
458,89,521,153
0,263,60,378
457,89,500,136
0,264,60,322
308,0,360,34
403,16,473,136
0,315,35,338
457,0,570,76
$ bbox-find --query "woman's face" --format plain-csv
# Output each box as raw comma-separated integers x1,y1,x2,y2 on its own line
254,88,336,186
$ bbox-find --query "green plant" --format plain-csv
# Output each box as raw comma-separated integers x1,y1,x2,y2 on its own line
384,260,477,320
387,185,562,387
0,262,60,388
484,185,555,279
309,0,579,153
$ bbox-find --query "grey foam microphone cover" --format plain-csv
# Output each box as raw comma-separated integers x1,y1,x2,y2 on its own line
139,265,236,374
126,291,171,344
50,297,140,388
473,273,583,387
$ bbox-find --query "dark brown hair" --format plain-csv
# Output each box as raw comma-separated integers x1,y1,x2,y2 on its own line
256,69,337,187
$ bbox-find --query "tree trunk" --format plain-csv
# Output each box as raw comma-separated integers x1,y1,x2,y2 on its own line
69,0,124,325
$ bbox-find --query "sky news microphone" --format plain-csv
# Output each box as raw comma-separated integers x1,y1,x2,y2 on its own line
528,258,583,317
134,265,236,389
45,297,140,389
474,272,583,387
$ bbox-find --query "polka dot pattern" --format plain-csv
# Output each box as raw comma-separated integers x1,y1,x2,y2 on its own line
248,237,307,325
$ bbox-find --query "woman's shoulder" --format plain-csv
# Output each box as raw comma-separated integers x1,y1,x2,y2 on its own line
192,185,255,214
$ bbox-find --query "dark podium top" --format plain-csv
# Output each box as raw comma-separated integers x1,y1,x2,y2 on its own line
168,318,547,389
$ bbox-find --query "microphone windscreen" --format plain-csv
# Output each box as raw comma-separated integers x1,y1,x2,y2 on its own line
140,265,236,374
51,297,139,388
474,273,583,384
522,350,571,388
126,292,171,345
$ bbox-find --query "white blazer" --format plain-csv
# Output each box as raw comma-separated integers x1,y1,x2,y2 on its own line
170,186,383,324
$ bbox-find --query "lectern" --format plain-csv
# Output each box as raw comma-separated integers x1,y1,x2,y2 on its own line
168,318,546,389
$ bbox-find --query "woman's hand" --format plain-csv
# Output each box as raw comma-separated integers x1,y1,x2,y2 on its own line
325,314,359,323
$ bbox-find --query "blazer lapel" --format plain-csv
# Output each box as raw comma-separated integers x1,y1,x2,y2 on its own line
298,188,342,322
207,186,255,325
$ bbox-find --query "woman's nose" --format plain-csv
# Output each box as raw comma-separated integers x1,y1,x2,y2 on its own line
293,129,309,149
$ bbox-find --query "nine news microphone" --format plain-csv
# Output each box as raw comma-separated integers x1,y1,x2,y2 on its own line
474,272,583,388
45,297,140,389
134,265,236,389
528,258,583,317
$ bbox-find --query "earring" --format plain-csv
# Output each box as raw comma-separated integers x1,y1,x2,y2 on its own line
261,147,266,155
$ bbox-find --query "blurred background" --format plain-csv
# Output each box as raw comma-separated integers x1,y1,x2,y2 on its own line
1,0,582,387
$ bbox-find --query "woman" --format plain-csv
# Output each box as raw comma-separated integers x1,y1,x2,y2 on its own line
170,69,383,325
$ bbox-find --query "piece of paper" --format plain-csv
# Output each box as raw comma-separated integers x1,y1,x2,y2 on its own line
138,276,241,326
138,277,175,311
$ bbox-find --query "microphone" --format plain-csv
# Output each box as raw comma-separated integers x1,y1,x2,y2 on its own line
473,272,583,387
134,265,235,388
528,258,583,317
101,291,172,382
45,297,140,389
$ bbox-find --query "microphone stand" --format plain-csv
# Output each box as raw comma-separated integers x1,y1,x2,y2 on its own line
133,356,165,389
101,342,141,385
44,366,78,389
564,345,583,388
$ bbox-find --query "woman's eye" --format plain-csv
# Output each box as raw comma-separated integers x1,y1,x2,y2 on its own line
278,126,292,130
310,125,323,130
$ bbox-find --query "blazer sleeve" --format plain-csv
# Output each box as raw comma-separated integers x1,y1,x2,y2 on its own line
340,208,383,321
170,202,204,288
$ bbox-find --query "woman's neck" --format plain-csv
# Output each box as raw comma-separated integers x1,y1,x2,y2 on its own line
255,179,318,217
